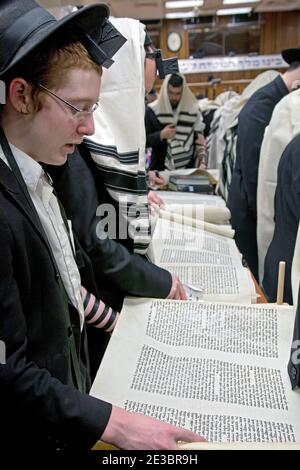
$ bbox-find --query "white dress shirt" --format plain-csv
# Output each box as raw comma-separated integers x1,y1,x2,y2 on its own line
0,143,84,329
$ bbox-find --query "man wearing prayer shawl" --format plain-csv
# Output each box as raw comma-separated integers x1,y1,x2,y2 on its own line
228,56,300,280
145,73,205,171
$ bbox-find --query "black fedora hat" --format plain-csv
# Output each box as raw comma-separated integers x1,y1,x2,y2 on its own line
281,46,300,65
0,0,124,79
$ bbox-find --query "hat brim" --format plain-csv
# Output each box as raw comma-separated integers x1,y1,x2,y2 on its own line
1,4,109,79
281,48,300,65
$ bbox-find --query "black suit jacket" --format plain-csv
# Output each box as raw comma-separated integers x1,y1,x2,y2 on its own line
0,159,111,454
227,75,288,280
263,134,300,304
145,106,168,171
46,145,172,311
288,284,300,388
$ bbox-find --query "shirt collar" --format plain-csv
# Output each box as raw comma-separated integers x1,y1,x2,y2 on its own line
8,143,44,192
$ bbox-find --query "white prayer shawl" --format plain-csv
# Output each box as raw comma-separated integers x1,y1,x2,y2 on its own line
257,88,300,283
224,70,280,131
198,90,238,115
207,93,239,170
149,74,204,169
292,222,300,306
209,95,241,199
84,18,150,255
215,70,280,200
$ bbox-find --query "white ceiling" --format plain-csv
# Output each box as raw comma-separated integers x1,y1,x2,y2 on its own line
38,0,300,18
200,0,300,13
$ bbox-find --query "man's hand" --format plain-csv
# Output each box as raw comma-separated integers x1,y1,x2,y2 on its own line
195,133,206,147
148,171,165,189
167,274,187,300
148,190,165,208
101,406,206,450
160,124,176,141
194,133,207,169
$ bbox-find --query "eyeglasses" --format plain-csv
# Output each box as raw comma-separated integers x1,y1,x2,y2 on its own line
36,82,99,120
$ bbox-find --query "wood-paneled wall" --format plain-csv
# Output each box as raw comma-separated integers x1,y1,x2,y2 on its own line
154,10,300,98
260,11,300,54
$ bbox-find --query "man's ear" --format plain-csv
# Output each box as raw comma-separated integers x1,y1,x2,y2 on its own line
8,78,33,114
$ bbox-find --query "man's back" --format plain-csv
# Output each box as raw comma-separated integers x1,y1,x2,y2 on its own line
263,133,300,304
227,75,288,279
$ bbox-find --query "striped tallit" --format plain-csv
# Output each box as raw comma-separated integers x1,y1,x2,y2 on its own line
149,73,204,169
215,70,280,200
205,91,239,169
84,17,150,255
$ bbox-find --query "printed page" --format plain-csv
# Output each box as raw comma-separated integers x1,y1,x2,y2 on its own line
159,169,220,187
90,298,300,445
159,169,196,185
159,168,208,186
149,218,251,303
158,190,226,207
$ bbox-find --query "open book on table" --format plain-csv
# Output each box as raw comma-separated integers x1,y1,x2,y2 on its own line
90,298,300,448
159,168,219,188
158,190,226,208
